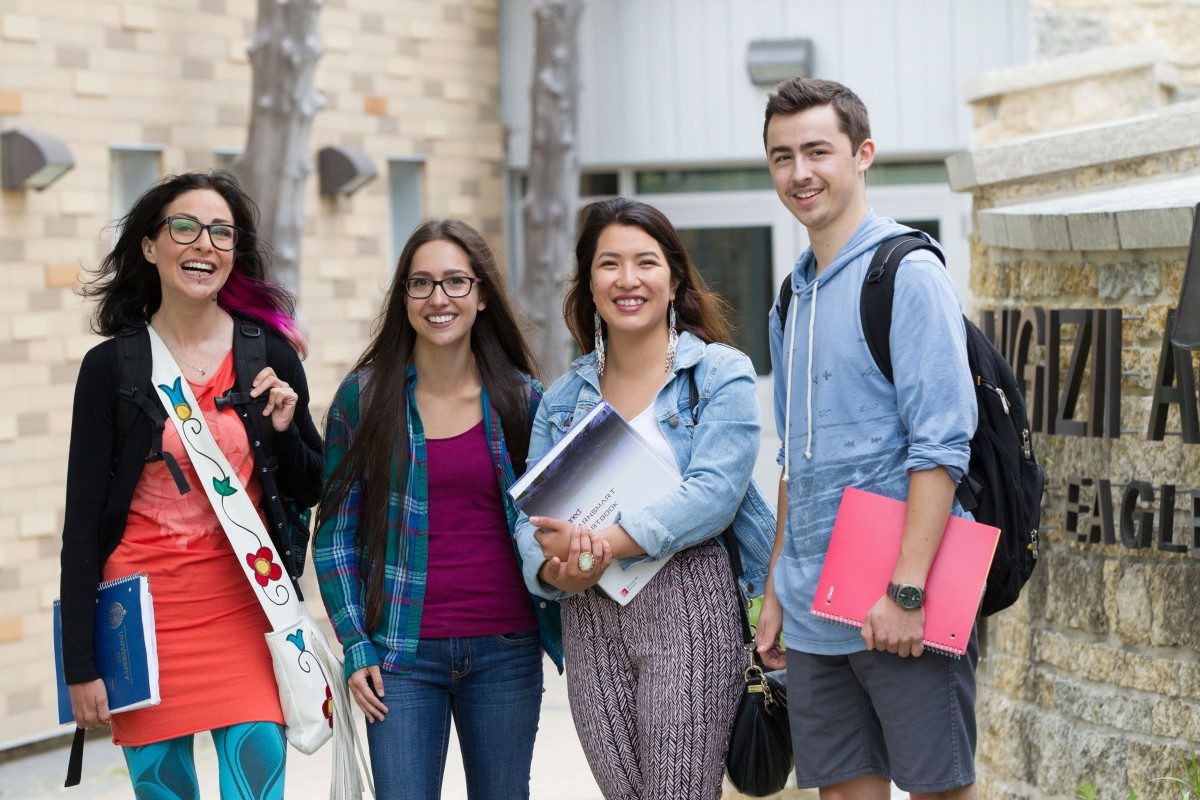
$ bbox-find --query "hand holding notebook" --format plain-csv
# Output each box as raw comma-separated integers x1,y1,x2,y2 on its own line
810,487,1000,657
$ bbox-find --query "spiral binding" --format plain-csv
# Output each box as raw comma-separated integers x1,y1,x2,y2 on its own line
809,608,963,659
95,572,149,592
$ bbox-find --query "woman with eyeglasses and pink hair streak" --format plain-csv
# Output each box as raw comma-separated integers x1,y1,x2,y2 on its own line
59,171,322,798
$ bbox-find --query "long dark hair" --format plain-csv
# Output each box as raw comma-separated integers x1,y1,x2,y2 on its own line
317,219,540,632
565,197,733,352
81,170,306,354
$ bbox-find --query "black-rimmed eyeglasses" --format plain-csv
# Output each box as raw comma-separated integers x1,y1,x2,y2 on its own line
156,216,241,251
402,276,482,299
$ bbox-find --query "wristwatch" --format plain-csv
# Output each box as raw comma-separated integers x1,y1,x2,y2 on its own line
887,581,925,610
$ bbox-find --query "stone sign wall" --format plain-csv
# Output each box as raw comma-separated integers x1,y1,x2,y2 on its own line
952,39,1200,799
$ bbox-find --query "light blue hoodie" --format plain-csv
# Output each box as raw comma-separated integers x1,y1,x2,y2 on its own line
768,210,977,656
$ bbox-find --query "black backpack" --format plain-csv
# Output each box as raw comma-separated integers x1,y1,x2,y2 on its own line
115,322,313,595
774,232,1045,616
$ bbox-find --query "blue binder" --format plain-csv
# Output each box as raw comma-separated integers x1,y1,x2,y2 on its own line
53,573,159,725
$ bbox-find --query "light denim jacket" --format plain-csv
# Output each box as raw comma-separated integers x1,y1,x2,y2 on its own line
514,331,776,602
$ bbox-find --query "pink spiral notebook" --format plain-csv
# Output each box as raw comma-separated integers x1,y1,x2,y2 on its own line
810,486,1000,657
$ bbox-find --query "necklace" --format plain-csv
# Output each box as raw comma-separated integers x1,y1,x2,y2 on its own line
165,344,210,376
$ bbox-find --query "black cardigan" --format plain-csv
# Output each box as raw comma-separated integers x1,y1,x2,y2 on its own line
58,324,323,684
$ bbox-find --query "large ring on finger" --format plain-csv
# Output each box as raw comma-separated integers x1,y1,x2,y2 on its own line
577,551,596,573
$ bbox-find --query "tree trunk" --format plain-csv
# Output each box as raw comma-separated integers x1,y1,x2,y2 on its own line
234,0,325,294
522,0,583,378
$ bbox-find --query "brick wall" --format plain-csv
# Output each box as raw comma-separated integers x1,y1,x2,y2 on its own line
0,0,505,747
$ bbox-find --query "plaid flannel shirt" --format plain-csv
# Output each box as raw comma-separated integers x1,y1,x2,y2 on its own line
314,366,562,681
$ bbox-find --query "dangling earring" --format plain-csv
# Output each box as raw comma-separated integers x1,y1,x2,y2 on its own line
594,311,606,376
665,301,678,372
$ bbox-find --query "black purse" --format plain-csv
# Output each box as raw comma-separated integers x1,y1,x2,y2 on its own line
722,529,794,797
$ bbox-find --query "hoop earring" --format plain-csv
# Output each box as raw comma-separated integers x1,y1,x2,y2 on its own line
665,301,678,372
594,311,606,376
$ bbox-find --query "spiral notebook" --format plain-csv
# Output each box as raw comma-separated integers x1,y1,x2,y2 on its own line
810,487,1000,657
53,573,160,724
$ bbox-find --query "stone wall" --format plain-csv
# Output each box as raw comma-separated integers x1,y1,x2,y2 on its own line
0,0,505,748
953,50,1200,800
1031,0,1200,89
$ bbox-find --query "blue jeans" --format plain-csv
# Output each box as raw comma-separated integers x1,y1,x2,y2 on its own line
366,632,543,800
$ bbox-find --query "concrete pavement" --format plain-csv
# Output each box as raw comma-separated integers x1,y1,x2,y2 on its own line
2,662,891,799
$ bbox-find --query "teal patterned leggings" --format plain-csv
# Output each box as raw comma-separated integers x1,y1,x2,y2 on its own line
122,721,286,800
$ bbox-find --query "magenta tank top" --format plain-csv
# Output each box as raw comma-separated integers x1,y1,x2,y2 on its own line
420,419,537,638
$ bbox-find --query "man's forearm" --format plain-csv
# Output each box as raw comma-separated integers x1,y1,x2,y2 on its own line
891,466,956,587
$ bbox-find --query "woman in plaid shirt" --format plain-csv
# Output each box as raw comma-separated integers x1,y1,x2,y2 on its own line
314,219,566,800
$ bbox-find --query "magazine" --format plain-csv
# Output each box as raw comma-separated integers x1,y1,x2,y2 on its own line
509,401,682,604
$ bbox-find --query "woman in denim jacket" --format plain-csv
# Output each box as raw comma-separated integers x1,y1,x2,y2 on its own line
514,198,775,800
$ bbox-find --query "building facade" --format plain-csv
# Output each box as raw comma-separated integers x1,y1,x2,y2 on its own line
958,1,1200,796
0,0,505,749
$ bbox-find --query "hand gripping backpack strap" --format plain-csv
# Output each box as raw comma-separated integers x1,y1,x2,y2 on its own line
146,328,369,798
217,322,310,592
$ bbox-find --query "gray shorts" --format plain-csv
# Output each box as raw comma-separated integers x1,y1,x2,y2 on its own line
786,631,979,793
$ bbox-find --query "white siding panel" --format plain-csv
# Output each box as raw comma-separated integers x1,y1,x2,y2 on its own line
501,0,1031,168
895,0,958,154
839,0,902,153
787,1,843,83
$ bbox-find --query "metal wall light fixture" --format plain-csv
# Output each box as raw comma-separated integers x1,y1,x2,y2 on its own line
317,145,378,198
746,38,816,86
1,128,75,190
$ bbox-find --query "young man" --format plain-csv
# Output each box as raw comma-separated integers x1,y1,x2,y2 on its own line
753,78,979,800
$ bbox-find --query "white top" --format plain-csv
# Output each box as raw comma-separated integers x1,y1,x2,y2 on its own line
628,405,681,477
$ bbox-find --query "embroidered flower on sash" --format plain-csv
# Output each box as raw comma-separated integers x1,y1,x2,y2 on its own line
323,684,334,728
157,377,193,421
246,547,283,586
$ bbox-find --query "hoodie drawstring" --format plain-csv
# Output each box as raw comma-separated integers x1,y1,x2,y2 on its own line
782,278,818,481
804,280,818,461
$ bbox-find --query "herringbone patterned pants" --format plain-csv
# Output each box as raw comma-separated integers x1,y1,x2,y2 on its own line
561,540,745,800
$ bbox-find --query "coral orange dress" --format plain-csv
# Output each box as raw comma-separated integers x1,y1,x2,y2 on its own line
102,352,284,746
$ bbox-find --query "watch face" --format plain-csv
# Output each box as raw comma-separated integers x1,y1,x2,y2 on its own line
892,583,924,609
898,586,921,607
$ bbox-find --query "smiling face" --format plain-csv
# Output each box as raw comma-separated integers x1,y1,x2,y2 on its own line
405,238,485,352
766,103,875,240
589,224,676,345
141,188,236,307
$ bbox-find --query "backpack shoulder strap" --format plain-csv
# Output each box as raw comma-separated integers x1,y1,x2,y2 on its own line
116,326,190,494
223,320,266,402
859,232,946,384
774,274,794,332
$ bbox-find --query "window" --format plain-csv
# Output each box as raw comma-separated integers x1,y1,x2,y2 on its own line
109,147,161,238
867,162,949,187
677,226,774,375
388,159,424,268
580,171,619,197
636,168,772,195
213,149,240,172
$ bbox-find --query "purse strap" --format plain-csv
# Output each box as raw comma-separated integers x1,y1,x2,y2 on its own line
685,365,756,648
148,326,301,631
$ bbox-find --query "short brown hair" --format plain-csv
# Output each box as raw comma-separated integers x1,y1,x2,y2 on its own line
762,78,871,152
